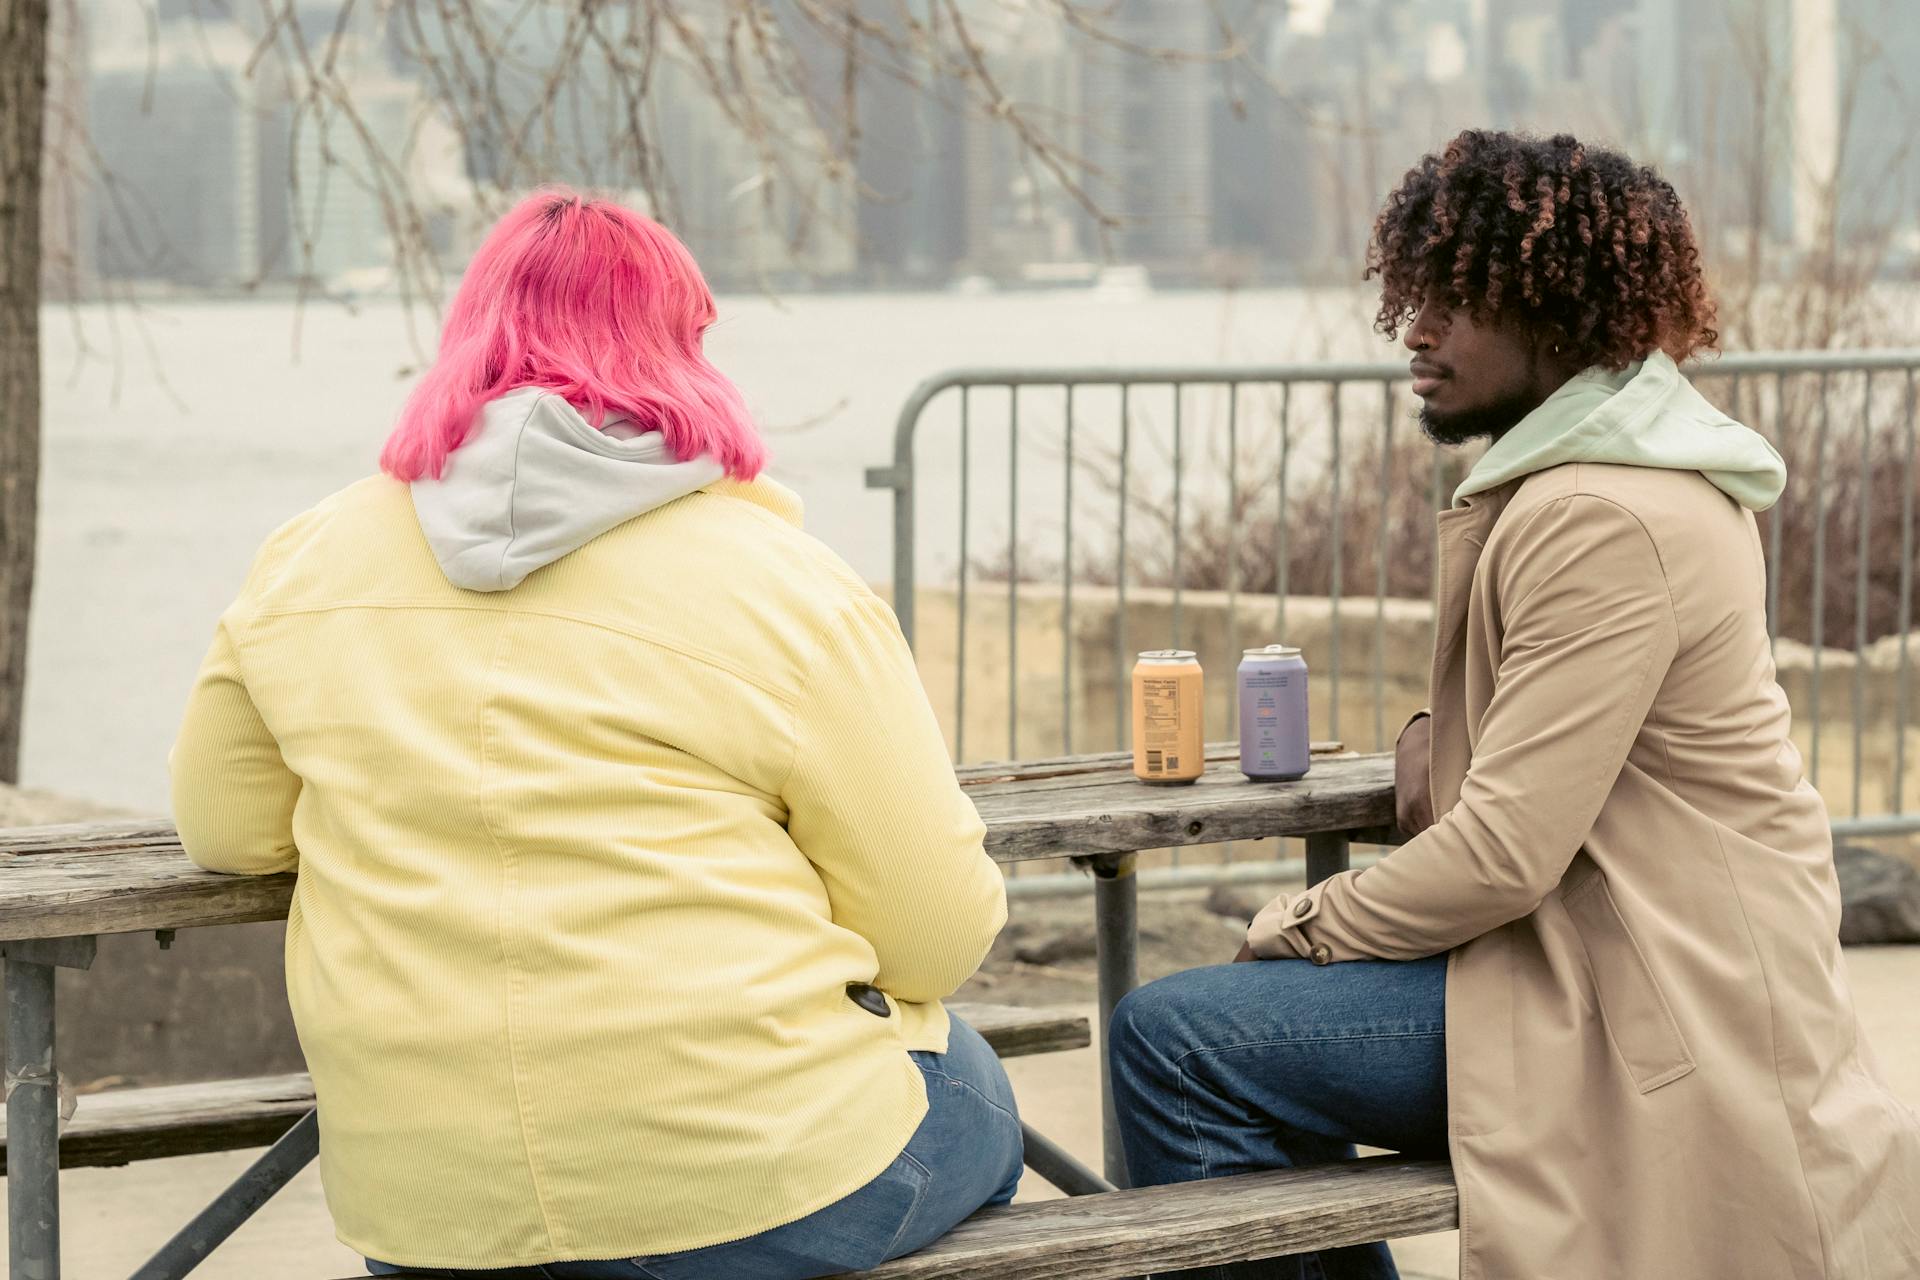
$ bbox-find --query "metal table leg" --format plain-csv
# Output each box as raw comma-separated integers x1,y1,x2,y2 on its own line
1305,831,1351,887
4,936,97,1280
6,958,59,1280
1019,1121,1116,1197
130,1110,321,1280
1091,852,1138,1188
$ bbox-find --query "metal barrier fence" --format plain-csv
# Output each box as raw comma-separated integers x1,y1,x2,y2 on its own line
866,350,1920,877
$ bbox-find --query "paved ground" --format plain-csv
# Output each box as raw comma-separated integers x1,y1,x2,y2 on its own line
23,945,1920,1279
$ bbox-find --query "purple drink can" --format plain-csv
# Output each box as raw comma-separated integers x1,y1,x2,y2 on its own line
1238,645,1311,781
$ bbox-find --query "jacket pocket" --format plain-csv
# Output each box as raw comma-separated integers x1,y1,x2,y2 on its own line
1562,869,1696,1093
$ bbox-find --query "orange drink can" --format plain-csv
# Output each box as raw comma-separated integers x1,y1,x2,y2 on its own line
1132,650,1205,785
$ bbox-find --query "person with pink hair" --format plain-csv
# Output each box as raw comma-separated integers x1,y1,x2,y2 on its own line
171,189,1019,1278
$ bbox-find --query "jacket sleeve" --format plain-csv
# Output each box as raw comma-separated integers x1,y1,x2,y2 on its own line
782,591,1006,1002
170,620,302,876
1250,495,1679,961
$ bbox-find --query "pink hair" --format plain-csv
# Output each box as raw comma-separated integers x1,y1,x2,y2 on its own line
381,189,766,482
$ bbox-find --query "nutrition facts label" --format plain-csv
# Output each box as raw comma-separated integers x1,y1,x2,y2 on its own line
1142,677,1185,772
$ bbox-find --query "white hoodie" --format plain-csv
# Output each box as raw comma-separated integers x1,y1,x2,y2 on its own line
411,387,726,592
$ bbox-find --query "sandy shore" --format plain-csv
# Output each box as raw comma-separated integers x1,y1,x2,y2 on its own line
22,945,1919,1279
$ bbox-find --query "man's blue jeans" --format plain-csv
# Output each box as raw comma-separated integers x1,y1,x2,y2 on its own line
1108,955,1448,1280
367,1016,1024,1279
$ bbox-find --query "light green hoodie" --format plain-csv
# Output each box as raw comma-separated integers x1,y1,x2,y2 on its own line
1452,351,1787,511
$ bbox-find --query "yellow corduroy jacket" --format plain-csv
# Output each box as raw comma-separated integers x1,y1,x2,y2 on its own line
170,473,1006,1270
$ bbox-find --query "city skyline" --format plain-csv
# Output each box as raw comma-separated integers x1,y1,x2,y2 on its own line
57,0,1920,294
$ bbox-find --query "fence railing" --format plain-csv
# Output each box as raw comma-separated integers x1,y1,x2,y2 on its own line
867,350,1920,866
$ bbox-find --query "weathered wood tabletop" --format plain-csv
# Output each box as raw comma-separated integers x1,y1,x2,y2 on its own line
0,747,1395,942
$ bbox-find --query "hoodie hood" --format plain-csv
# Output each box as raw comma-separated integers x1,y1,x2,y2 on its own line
412,387,727,591
1452,351,1786,511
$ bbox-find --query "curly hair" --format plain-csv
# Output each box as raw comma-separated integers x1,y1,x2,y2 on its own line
1367,130,1718,370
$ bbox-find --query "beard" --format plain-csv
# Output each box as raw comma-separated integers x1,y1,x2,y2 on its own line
1417,382,1545,446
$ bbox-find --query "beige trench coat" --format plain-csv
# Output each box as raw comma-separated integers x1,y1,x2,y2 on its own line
1249,460,1920,1278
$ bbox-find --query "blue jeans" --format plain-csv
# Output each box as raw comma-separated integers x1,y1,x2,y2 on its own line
1109,955,1448,1280
368,1016,1024,1279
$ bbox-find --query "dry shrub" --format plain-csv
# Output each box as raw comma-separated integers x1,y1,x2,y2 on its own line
1100,429,1463,603
980,378,1919,651
1703,372,1920,650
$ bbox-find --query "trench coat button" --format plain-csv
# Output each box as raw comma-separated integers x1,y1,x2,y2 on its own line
1310,944,1332,966
1293,898,1314,919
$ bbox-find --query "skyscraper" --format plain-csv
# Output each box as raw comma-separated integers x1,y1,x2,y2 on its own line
1207,2,1290,278
1077,0,1216,273
837,2,970,284
43,0,96,297
1831,0,1918,250
1634,0,1793,252
284,76,430,285
952,3,1083,277
89,35,264,286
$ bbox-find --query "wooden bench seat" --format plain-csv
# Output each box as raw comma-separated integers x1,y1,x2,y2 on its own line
0,1003,1089,1174
340,1156,1457,1280
840,1157,1456,1280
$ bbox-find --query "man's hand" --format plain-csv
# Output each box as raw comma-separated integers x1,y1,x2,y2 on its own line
1396,713,1436,838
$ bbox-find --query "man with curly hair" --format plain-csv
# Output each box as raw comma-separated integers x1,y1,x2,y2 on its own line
1108,131,1920,1280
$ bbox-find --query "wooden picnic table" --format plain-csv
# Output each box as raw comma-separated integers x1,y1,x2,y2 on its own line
0,746,1401,1280
0,746,1392,940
